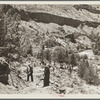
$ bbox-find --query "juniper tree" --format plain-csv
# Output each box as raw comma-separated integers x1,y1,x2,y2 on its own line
51,46,66,64
78,55,100,85
44,49,51,63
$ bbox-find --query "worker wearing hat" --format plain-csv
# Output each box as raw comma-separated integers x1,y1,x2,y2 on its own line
26,62,33,82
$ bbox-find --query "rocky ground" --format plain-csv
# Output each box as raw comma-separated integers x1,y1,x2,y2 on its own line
1,50,100,96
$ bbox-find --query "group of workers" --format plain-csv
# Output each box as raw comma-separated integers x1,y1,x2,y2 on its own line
26,53,89,87
26,61,50,87
0,52,89,88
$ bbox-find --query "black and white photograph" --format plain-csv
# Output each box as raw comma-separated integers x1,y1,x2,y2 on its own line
0,1,100,98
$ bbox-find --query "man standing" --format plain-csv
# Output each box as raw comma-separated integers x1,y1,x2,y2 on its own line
44,63,50,87
27,63,33,82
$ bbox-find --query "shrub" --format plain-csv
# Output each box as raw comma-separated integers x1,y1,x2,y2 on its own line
83,65,100,85
83,54,88,59
27,45,33,56
51,46,66,63
95,56,99,60
36,48,52,63
44,49,51,63
75,53,81,65
93,49,98,55
78,58,86,78
93,36,100,55
98,51,100,55
43,38,61,48
78,56,100,85
68,52,76,66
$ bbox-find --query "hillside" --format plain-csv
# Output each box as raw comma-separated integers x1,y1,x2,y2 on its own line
0,4,100,96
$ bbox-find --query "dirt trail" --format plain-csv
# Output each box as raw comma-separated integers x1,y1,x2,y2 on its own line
1,64,100,95
79,50,94,58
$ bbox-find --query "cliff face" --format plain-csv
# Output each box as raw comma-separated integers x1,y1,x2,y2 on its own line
0,4,100,56
0,4,100,58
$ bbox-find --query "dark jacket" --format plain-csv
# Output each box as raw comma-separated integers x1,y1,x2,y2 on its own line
44,67,50,86
27,65,33,75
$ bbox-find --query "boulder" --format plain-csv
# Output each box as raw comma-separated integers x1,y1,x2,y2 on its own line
0,57,10,84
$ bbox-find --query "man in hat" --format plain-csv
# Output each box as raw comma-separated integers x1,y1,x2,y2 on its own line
27,62,33,82
44,63,50,87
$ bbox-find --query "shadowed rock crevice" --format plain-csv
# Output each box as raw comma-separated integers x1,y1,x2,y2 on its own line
74,5,100,14
27,12,100,28
1,5,100,28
